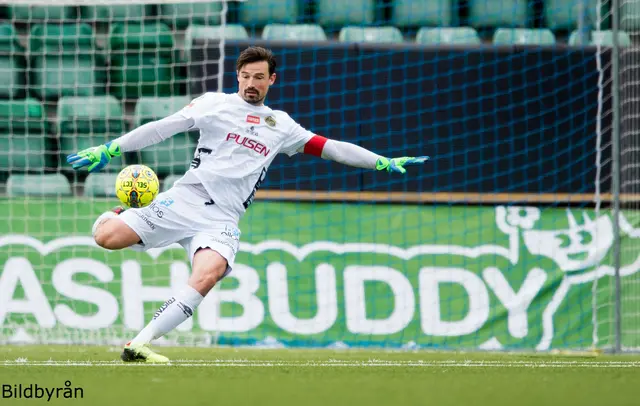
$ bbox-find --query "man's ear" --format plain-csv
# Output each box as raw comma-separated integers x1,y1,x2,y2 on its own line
270,73,276,86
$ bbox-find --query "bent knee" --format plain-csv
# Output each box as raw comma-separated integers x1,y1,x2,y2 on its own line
94,218,140,250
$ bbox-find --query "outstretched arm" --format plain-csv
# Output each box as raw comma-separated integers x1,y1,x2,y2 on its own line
300,135,429,174
113,113,194,152
66,112,194,173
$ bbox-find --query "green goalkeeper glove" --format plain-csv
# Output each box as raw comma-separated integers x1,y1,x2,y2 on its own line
66,141,121,173
376,156,429,174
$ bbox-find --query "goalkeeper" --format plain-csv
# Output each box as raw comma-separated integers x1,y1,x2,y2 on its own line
66,46,428,363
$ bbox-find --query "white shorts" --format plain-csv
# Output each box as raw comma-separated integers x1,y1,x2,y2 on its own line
117,183,240,277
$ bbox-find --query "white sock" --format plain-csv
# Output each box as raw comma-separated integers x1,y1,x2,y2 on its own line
129,286,204,346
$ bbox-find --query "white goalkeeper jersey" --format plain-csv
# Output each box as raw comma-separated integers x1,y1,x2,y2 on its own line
172,92,315,222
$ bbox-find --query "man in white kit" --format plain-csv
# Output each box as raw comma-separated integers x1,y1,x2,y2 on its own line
66,46,428,363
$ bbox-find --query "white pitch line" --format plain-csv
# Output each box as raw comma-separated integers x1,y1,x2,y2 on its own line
1,360,640,368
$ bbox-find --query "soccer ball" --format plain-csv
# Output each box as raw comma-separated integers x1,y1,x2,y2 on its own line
115,164,159,208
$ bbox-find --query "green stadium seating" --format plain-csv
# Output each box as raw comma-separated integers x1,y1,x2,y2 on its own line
108,23,178,99
544,0,600,30
6,174,72,197
391,0,454,27
621,0,640,30
9,6,74,21
0,99,49,172
339,26,404,43
57,96,125,134
467,0,528,28
568,30,632,46
81,5,153,22
184,24,249,60
162,174,183,192
134,96,197,176
84,173,118,197
416,27,481,44
262,24,327,41
0,98,46,135
161,2,222,29
57,96,125,170
317,0,376,26
493,28,556,44
0,24,26,99
239,0,298,25
29,24,105,99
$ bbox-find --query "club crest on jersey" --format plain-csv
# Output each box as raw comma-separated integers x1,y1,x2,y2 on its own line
246,115,260,124
265,116,276,127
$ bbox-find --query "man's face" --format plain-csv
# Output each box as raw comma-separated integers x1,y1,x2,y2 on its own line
237,61,275,105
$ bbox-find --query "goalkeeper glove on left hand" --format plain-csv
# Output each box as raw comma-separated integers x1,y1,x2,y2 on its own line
66,141,121,173
376,156,429,174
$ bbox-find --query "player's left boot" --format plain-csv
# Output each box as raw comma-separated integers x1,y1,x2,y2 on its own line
121,342,170,364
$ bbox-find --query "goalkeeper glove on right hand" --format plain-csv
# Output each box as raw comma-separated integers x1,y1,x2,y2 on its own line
66,141,121,173
376,156,429,174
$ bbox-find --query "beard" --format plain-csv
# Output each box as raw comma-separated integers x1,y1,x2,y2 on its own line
242,89,264,105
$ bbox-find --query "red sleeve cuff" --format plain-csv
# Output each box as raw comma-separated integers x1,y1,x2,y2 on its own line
303,135,328,157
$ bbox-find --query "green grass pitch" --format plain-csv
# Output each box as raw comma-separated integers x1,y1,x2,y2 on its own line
0,346,638,406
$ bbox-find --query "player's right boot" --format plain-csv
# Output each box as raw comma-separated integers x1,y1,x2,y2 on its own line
121,342,170,364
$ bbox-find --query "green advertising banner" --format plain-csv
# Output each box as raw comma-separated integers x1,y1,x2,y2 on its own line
1,199,639,351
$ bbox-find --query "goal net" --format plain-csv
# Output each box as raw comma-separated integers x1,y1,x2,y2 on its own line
0,0,634,351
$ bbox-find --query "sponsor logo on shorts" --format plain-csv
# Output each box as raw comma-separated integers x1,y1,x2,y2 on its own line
158,197,174,208
133,210,156,230
148,203,164,218
221,226,240,241
210,237,239,256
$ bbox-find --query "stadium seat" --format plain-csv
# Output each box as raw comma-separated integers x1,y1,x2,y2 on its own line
621,0,640,30
108,23,179,100
0,98,46,135
317,0,376,26
57,96,125,170
184,24,249,60
160,2,222,29
0,99,49,172
0,24,26,99
262,24,327,41
239,0,298,25
568,30,632,46
29,24,105,99
84,173,118,197
416,27,481,44
339,26,404,43
162,174,183,192
134,96,197,176
8,6,74,22
467,0,528,28
493,28,556,44
391,0,454,27
6,174,72,197
544,0,600,30
81,5,153,22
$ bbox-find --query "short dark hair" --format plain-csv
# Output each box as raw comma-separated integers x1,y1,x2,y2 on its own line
236,46,276,76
